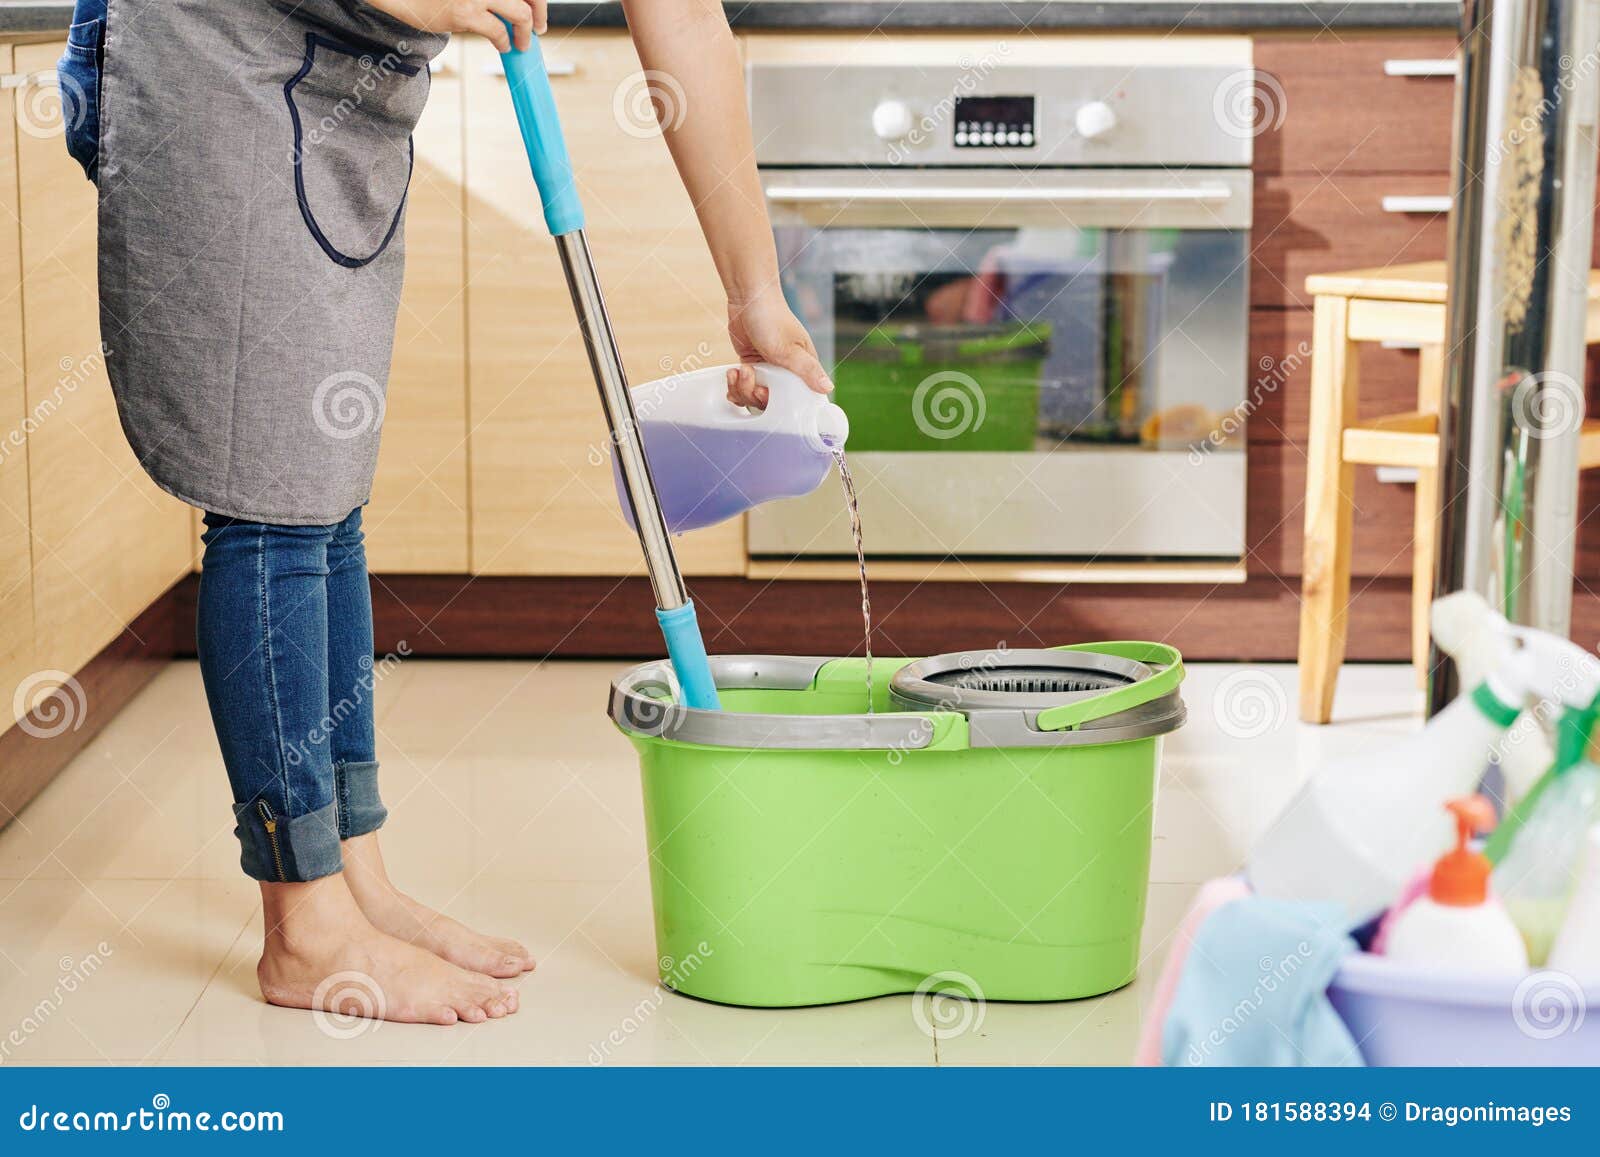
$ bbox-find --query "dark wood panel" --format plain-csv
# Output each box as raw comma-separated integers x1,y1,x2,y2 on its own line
337,571,1418,663
1252,173,1452,308
0,583,182,832
1247,308,1426,444
1254,32,1458,176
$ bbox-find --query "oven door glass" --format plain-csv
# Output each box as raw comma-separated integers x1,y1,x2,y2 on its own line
776,224,1248,454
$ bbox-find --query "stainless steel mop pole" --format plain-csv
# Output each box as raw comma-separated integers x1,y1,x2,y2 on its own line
1430,0,1600,712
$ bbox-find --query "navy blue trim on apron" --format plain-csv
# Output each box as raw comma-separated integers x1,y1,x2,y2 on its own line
283,32,422,270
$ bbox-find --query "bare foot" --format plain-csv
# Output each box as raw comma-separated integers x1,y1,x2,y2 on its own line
257,874,519,1026
342,833,537,980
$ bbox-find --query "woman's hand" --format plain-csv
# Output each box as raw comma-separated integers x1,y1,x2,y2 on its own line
363,0,547,52
725,289,832,409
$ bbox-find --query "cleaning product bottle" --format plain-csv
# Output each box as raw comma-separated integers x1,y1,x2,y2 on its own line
614,363,850,533
1489,697,1600,965
1547,824,1600,976
1385,796,1528,972
1248,594,1600,927
1431,589,1554,806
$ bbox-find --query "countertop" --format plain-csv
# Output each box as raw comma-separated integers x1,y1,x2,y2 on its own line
0,0,1463,36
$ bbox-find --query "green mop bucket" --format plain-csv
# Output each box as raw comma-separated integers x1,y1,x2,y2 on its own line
608,642,1184,1007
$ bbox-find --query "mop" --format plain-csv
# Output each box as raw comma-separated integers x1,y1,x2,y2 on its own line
499,31,720,710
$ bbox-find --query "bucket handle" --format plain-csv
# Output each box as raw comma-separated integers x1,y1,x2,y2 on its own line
1035,641,1185,731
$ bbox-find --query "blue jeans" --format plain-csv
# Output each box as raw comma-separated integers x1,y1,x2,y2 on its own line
196,507,387,883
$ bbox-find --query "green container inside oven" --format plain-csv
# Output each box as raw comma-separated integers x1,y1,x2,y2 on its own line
608,642,1184,1007
831,321,1051,451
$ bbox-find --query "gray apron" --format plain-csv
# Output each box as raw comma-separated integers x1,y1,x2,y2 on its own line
91,0,447,524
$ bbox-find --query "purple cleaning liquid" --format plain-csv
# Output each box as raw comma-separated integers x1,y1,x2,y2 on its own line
833,448,874,713
615,422,836,534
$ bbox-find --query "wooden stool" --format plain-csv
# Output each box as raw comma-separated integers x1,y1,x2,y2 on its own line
1297,261,1600,723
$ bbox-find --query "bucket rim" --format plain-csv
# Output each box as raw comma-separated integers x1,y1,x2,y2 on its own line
608,649,1185,750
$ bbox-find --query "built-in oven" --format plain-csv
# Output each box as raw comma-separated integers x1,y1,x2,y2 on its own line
746,55,1252,560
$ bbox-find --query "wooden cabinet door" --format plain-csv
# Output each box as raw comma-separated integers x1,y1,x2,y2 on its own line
462,32,743,576
0,43,35,725
366,39,470,573
14,42,190,678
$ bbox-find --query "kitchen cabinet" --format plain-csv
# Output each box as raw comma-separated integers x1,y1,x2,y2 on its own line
0,42,34,725
462,31,743,576
13,42,190,679
366,39,470,573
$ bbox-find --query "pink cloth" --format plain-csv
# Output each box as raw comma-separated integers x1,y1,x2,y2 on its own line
1134,876,1252,1066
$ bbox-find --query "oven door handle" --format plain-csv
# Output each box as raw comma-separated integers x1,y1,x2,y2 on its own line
762,183,1235,205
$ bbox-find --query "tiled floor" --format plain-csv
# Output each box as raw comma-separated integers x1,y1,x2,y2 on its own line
0,659,1423,1065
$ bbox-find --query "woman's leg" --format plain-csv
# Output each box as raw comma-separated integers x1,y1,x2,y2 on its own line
321,509,536,979
196,512,516,1024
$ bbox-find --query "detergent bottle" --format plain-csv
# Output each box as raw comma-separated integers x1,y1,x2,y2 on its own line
1547,824,1600,976
614,363,850,533
1489,695,1600,965
1248,595,1600,927
1385,796,1528,972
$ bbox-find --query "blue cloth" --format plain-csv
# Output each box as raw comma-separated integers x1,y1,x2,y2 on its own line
1162,897,1362,1067
196,507,386,883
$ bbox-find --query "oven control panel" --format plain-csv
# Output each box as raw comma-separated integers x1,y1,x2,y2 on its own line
953,95,1036,149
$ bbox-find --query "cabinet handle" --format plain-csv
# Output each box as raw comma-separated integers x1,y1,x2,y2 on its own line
483,56,578,78
1383,59,1459,78
1381,194,1452,214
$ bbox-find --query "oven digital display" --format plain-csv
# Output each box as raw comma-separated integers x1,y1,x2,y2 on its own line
953,95,1036,148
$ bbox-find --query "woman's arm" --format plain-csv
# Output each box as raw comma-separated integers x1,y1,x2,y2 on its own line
363,0,546,53
621,0,832,406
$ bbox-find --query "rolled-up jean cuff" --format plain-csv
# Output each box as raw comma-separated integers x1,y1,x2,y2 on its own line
335,760,387,840
233,799,343,883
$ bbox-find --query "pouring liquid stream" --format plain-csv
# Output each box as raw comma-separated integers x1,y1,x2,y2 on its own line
831,447,874,713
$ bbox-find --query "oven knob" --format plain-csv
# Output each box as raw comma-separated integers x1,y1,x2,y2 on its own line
1074,100,1117,140
871,99,915,141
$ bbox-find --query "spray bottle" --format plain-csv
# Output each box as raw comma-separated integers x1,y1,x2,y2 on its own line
1488,694,1600,964
1385,796,1528,971
1248,594,1600,927
1432,590,1554,806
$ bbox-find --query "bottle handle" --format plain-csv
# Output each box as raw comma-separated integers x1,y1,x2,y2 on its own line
499,26,585,236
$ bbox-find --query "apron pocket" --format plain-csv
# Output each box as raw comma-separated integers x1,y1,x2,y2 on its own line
284,31,427,269
57,3,107,182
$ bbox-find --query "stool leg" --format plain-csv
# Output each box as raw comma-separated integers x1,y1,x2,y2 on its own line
1299,296,1359,723
1412,344,1444,689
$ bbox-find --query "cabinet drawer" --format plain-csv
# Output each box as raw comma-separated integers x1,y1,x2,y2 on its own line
1254,33,1458,175
1252,173,1451,309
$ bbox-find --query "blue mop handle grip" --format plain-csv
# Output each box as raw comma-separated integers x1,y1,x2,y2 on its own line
499,28,585,236
657,603,722,711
